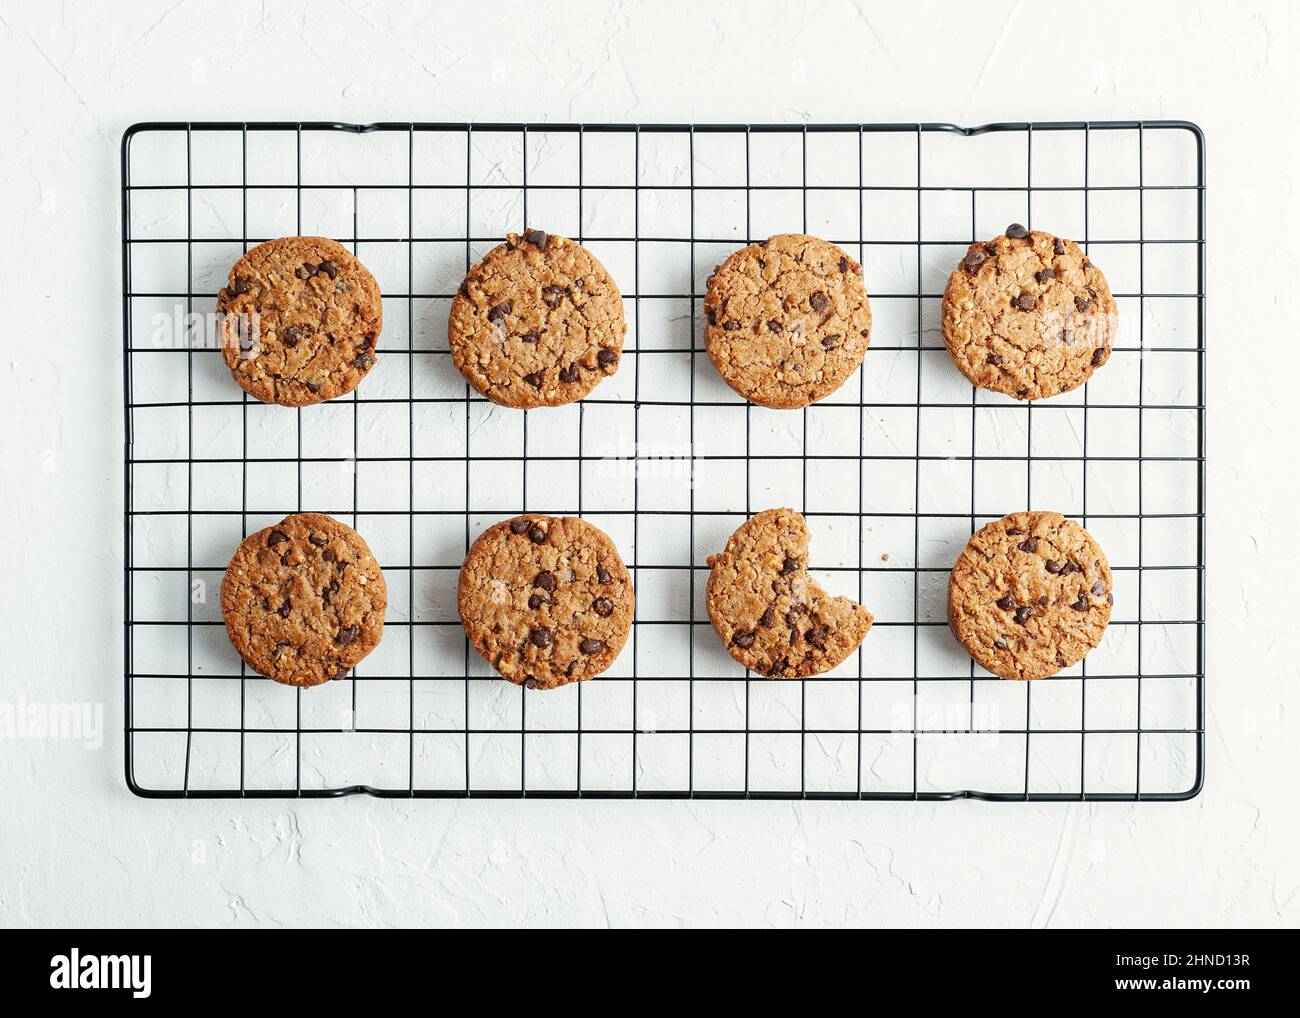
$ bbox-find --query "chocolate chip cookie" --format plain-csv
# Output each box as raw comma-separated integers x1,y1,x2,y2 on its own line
217,236,383,407
448,230,626,409
706,508,873,677
220,512,388,687
941,225,1116,400
948,511,1113,680
703,234,872,409
458,515,634,689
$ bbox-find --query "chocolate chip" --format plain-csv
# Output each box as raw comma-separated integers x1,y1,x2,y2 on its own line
529,627,551,648
788,627,799,645
1013,292,1037,311
296,262,318,279
809,291,829,311
733,631,755,649
860,329,869,337
596,567,611,583
1060,561,1081,576
760,607,776,627
832,257,845,274
987,354,1002,366
1035,268,1056,284
527,524,547,544
528,594,547,610
509,519,530,535
722,319,741,331
524,676,539,689
821,335,840,350
1060,329,1074,346
559,363,579,383
337,626,358,645
230,276,252,296
524,372,543,388
264,529,291,551
996,595,1016,611
807,624,829,648
1045,560,1060,574
705,308,716,326
541,285,565,308
1007,528,1024,535
963,249,988,274
524,229,547,247
1054,237,1066,256
1091,347,1107,366
1075,296,1093,313
1071,595,1089,613
1018,538,1039,553
521,332,540,344
308,534,326,547
488,301,511,323
277,601,291,618
1006,223,1029,239
597,348,618,368
565,662,578,678
319,259,338,279
534,571,557,592
280,551,291,565
994,639,1008,650
767,319,783,333
1091,581,1106,596
322,549,336,562
579,638,605,655
353,351,374,369
1038,595,1049,606
334,665,350,679
261,597,270,611
1082,257,1092,268
780,556,799,575
592,597,613,617
1014,606,1033,625
272,641,289,658
767,657,789,676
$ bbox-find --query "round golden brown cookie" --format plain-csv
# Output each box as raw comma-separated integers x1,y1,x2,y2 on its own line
703,234,872,409
448,230,626,409
217,236,383,407
706,508,873,678
220,513,388,687
947,511,1113,680
941,224,1116,400
458,515,634,689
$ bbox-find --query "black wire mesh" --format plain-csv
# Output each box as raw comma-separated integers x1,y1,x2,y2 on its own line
122,121,1206,800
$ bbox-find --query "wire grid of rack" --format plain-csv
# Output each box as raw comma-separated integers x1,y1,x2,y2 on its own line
122,121,1205,800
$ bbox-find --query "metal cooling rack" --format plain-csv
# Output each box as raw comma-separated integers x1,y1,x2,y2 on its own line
122,121,1205,800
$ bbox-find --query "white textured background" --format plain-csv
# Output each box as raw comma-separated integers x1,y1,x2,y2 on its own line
1,0,1297,928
